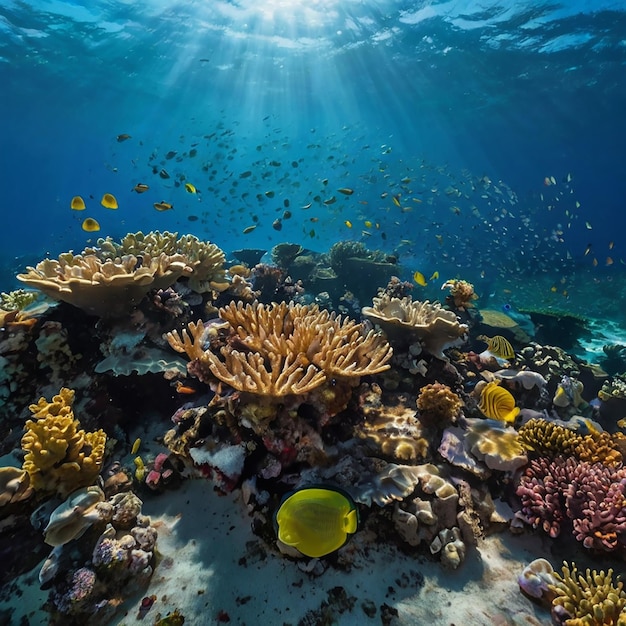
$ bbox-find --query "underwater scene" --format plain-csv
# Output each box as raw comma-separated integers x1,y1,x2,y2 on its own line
2,0,626,624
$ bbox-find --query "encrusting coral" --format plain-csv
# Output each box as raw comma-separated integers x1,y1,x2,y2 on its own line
21,388,107,497
17,231,227,317
361,295,468,360
167,301,393,398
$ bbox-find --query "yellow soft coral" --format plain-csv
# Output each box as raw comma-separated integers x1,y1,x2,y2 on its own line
550,561,626,626
21,388,106,497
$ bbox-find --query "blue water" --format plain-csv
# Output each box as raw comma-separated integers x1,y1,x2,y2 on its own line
2,0,626,316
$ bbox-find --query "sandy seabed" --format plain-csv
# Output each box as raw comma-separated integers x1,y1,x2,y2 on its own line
4,472,558,626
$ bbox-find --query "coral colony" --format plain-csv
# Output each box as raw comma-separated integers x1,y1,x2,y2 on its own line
2,230,626,624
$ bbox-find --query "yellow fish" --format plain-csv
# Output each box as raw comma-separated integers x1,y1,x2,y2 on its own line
478,335,515,360
81,218,100,232
344,220,352,228
70,196,86,210
133,183,149,193
478,381,519,424
101,193,118,209
133,456,145,482
153,201,173,212
275,487,358,558
413,271,427,287
243,225,257,234
364,220,373,228
392,195,401,207
429,271,439,281
337,188,354,195
184,182,197,194
131,438,141,455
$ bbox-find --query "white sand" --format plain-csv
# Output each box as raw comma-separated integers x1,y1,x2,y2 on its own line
4,476,554,626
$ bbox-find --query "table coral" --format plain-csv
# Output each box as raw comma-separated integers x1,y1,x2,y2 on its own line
361,295,468,360
21,388,107,497
17,231,227,317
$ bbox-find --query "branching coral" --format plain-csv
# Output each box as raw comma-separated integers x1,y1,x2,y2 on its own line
416,382,463,427
361,295,468,360
549,562,626,626
516,455,626,551
518,418,624,466
167,301,392,397
17,231,227,316
21,388,107,497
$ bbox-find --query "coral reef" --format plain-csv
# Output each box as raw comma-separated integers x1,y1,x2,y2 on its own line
21,388,107,496
361,295,468,360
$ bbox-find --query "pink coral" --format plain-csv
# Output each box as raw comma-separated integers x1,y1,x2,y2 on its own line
516,455,626,551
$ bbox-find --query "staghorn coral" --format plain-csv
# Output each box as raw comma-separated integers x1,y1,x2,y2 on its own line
361,295,468,360
549,562,626,626
416,382,463,427
441,279,477,309
21,388,107,497
168,301,392,398
17,231,227,317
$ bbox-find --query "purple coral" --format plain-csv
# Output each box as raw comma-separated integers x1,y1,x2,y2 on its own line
516,455,626,551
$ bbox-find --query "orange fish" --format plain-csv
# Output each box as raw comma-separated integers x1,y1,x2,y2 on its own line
175,381,196,395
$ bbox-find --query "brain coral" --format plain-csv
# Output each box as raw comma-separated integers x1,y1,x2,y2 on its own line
21,388,107,497
416,382,463,427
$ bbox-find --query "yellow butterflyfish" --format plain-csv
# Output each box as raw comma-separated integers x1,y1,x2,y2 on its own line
413,271,427,287
478,381,519,424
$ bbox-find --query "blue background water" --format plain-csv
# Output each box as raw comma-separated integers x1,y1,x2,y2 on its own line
2,0,625,318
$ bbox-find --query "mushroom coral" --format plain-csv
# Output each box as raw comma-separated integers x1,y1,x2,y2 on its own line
167,301,393,398
21,388,107,497
17,231,226,317
361,295,468,360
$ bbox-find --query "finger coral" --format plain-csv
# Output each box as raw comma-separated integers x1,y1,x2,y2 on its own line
17,231,227,317
516,455,626,551
21,388,107,497
518,418,624,466
549,561,626,626
361,295,468,360
168,301,392,397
